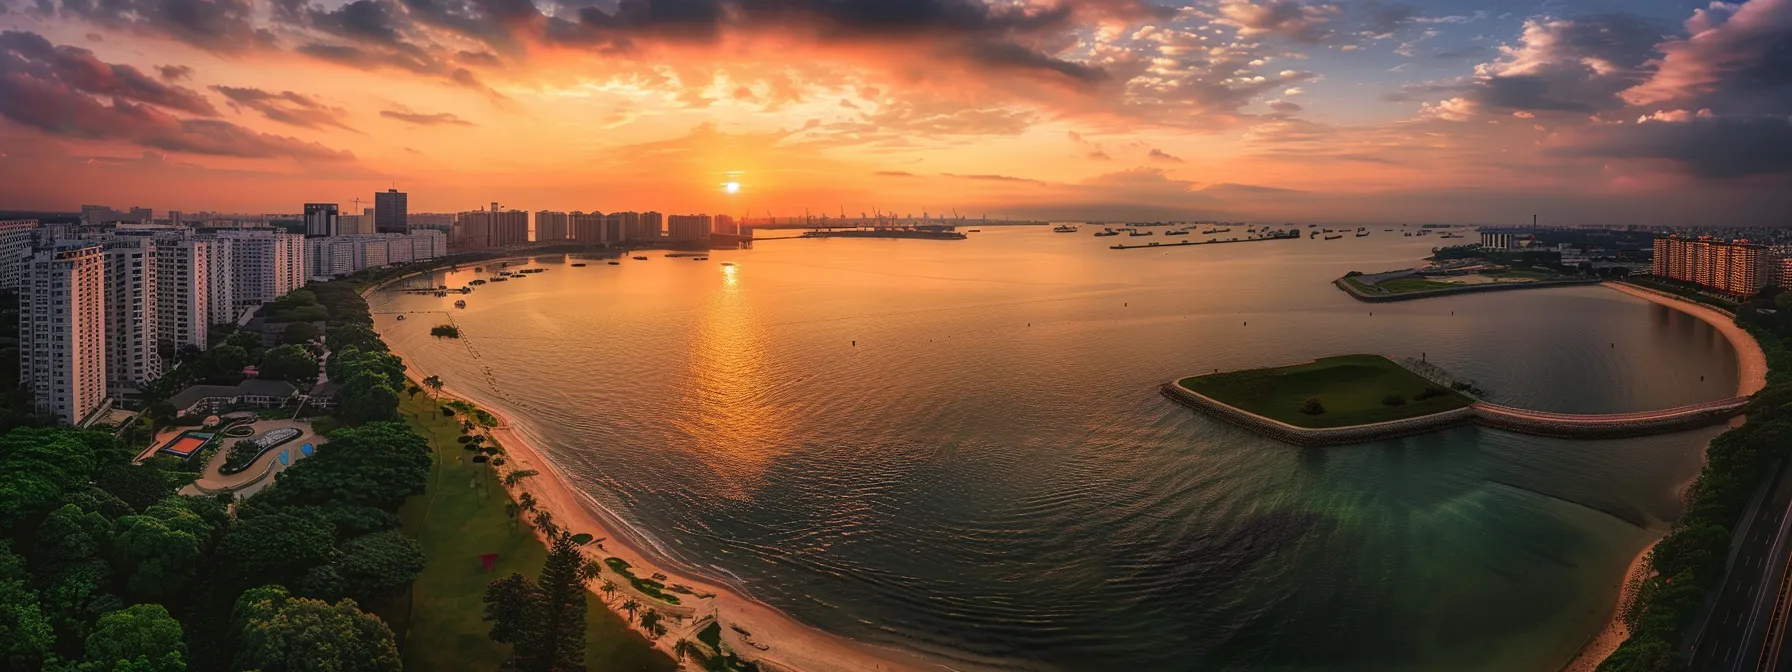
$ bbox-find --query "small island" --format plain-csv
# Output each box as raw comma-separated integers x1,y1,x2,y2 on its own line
431,324,461,338
1177,355,1472,429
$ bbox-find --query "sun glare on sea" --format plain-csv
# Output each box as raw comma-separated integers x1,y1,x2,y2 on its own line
723,181,741,194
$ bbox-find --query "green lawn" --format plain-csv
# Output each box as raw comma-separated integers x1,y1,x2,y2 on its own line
1179,354,1472,428
386,390,675,672
1481,268,1558,280
1376,277,1459,293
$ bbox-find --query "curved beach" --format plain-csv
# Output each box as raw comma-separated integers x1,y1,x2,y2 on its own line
380,343,949,672
1562,282,1769,671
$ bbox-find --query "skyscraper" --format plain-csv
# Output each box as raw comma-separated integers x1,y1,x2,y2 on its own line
101,236,162,389
0,219,41,291
668,215,711,242
536,211,569,242
22,243,107,425
304,203,339,237
156,238,211,351
375,189,407,233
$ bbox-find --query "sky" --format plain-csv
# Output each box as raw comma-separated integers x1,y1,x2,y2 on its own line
0,0,1788,224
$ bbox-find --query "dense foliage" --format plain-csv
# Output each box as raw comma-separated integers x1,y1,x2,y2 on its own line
482,532,588,672
1600,284,1792,671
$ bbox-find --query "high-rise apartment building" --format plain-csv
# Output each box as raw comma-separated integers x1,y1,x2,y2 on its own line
201,237,236,325
375,189,407,233
0,219,40,291
155,238,211,351
100,237,162,389
126,207,152,223
206,230,306,307
668,215,711,242
713,214,738,236
168,210,185,227
536,211,569,242
1652,236,1767,297
570,211,609,243
304,203,339,237
452,208,529,249
22,243,107,425
639,211,663,241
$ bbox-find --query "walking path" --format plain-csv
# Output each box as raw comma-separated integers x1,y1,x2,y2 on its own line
179,419,325,496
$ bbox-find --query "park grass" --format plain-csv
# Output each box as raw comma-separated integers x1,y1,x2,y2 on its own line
1481,268,1559,280
1179,354,1472,428
387,390,675,672
1376,277,1460,293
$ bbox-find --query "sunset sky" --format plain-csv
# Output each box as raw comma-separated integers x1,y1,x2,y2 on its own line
0,0,1787,224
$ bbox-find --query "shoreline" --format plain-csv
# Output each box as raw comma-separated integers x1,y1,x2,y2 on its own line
1558,282,1768,670
370,299,952,671
1559,541,1658,672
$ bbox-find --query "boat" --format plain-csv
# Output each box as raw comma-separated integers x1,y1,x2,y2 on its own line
395,314,405,321
1325,233,1343,240
632,256,648,260
608,261,620,265
571,263,587,267
1404,232,1413,236
1356,230,1369,237
433,291,446,297
1053,224,1079,233
968,229,981,233
693,257,708,261
720,262,735,266
468,279,486,286
455,300,467,308
1148,241,1161,246
1129,230,1153,237
490,277,508,282
1164,229,1189,236
1094,229,1120,237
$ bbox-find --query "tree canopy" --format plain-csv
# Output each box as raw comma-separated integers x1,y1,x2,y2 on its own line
230,585,401,672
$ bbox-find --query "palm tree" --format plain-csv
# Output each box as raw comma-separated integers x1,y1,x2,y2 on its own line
534,510,556,536
518,492,538,513
673,640,693,662
600,580,616,603
621,598,640,623
579,559,602,583
423,375,444,398
640,609,662,638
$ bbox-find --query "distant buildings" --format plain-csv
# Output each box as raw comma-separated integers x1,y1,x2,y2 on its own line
1652,236,1768,297
100,237,163,388
375,189,408,234
305,231,446,280
22,243,108,424
452,205,528,250
0,219,40,291
207,230,307,308
535,210,568,243
1480,232,1517,250
667,215,711,242
304,203,339,237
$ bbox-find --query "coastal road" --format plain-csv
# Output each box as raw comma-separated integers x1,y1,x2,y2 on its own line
1688,457,1792,671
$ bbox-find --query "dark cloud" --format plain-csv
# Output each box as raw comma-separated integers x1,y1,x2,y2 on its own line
1553,114,1792,179
380,109,473,125
960,40,1107,86
0,31,218,115
38,0,275,51
0,31,348,160
311,0,403,41
1087,150,1111,160
1623,0,1792,114
1464,14,1666,113
1267,99,1303,113
874,170,917,177
456,49,501,66
1148,148,1184,163
943,173,1046,185
1432,45,1489,59
157,64,193,81
213,86,356,130
1363,2,1417,35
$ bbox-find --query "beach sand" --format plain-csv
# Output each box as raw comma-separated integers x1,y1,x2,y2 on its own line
384,346,950,672
1560,283,1770,670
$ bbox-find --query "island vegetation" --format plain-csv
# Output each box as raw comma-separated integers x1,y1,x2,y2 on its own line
1177,355,1472,429
431,324,461,338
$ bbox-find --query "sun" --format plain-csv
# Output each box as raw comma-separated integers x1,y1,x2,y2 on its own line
723,181,741,194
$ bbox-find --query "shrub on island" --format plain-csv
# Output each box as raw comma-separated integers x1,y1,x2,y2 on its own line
1300,398,1326,415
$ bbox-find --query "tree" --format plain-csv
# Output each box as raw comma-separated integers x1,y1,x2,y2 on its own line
113,498,220,601
338,372,400,425
231,585,401,672
225,331,263,354
620,598,639,623
218,509,336,583
35,504,112,565
258,345,319,383
207,345,250,379
78,604,186,671
1300,398,1326,415
252,423,429,511
503,470,539,487
599,580,615,603
333,531,425,601
280,321,321,346
0,428,118,528
0,542,53,670
421,376,443,398
481,533,586,672
639,609,663,637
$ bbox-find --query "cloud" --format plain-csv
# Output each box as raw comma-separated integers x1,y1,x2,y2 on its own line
1552,114,1792,179
379,109,474,126
1621,0,1792,112
1268,99,1303,113
36,0,274,52
0,31,350,161
1406,14,1668,119
1216,0,1340,43
213,85,356,130
0,31,218,115
873,170,916,177
157,64,193,81
1087,151,1112,160
942,173,1047,185
1148,148,1185,163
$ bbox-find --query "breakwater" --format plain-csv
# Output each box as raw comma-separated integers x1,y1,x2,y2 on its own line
1162,379,1750,446
1336,277,1602,302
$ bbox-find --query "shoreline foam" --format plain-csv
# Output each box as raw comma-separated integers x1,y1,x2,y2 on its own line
374,315,952,672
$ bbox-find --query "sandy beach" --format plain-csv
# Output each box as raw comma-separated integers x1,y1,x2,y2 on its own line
1560,283,1770,670
380,341,949,672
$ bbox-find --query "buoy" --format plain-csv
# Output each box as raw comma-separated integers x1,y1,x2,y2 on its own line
1243,321,1247,326
852,340,856,346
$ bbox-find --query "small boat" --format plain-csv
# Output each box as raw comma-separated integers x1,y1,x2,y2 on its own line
1325,233,1343,240
490,277,508,282
1356,230,1369,237
1148,241,1160,246
608,261,620,265
968,229,981,233
1094,229,1120,237
1053,224,1079,233
571,263,587,267
1129,230,1153,237
469,279,486,286
1404,232,1413,236
720,262,735,266
693,257,708,261
455,300,467,308
632,256,648,261
1165,229,1189,236
395,315,405,321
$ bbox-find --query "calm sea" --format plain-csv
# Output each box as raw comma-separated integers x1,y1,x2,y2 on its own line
370,227,1736,671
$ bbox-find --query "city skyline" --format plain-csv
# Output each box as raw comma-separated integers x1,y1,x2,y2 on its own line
0,0,1788,224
